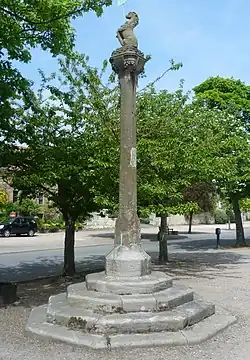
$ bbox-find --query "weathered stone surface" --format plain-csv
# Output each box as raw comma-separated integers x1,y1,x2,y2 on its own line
177,299,215,326
26,305,107,349
95,310,187,334
154,286,194,311
105,245,151,277
110,331,187,348
181,314,237,345
67,283,192,314
46,293,99,328
44,293,217,335
121,293,156,312
85,270,173,294
67,283,123,313
26,304,237,349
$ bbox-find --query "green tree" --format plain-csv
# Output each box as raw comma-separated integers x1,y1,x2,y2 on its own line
16,198,41,216
0,189,8,206
193,76,250,125
194,77,250,246
1,53,118,276
136,88,223,260
183,182,216,234
240,198,250,213
1,0,111,59
215,198,234,229
0,0,112,145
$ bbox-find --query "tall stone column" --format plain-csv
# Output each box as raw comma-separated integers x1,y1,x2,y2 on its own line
26,12,235,350
111,47,144,248
106,14,151,278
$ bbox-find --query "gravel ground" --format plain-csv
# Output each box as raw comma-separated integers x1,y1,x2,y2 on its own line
1,248,250,360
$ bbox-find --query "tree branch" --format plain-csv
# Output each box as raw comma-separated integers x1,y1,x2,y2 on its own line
138,61,183,93
0,5,87,26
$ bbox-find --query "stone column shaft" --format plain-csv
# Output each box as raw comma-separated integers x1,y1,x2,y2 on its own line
115,68,140,247
106,46,151,278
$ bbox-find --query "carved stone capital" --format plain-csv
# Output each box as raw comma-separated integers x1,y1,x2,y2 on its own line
110,45,146,75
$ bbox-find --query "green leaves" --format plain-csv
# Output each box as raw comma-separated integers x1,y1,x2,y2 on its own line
193,77,250,197
2,51,119,223
0,0,112,60
0,0,112,160
193,76,250,126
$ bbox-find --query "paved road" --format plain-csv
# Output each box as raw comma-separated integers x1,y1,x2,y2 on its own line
1,223,250,282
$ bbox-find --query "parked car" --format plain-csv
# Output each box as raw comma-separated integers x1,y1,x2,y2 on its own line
0,216,38,237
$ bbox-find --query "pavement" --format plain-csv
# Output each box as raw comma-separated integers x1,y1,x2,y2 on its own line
1,223,250,359
1,223,250,282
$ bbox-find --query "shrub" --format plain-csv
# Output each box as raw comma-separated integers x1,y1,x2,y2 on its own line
37,219,63,233
214,209,228,224
214,209,235,224
37,218,85,233
75,222,84,231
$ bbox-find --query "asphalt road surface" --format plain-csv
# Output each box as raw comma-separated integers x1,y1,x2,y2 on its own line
1,223,250,281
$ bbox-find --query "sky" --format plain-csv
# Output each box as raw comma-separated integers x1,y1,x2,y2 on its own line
16,0,250,94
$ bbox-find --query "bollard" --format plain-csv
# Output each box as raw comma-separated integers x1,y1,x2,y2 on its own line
215,227,221,249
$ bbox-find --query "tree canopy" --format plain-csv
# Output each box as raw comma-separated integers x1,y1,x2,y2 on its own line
193,76,250,126
1,0,111,60
194,76,250,246
0,0,112,144
0,52,119,275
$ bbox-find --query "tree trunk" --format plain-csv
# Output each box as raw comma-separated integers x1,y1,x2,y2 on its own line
63,218,76,276
158,215,168,263
188,211,193,234
231,194,246,247
228,217,231,230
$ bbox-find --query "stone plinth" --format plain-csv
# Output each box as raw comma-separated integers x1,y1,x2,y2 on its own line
105,244,151,278
26,271,236,349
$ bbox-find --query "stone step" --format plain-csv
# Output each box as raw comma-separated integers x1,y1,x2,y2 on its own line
66,283,193,313
85,271,173,294
46,294,213,335
26,303,237,349
154,285,194,311
176,299,215,326
46,293,99,331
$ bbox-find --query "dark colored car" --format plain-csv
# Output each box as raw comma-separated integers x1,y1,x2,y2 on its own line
0,216,37,237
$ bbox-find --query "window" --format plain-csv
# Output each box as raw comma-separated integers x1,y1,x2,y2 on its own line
21,218,29,226
13,218,21,225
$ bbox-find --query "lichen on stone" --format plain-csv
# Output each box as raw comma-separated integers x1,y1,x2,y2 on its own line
68,317,87,331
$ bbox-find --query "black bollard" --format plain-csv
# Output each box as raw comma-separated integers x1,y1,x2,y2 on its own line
215,228,221,249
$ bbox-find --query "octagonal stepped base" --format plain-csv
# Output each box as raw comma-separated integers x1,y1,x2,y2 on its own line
85,271,173,294
46,293,215,334
26,270,237,349
67,282,193,313
26,304,237,349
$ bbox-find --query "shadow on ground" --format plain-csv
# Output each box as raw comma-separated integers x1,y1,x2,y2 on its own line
15,269,104,308
157,250,249,280
4,250,249,308
1,244,250,284
91,232,188,241
178,231,211,235
172,237,250,252
91,232,114,239
0,255,106,283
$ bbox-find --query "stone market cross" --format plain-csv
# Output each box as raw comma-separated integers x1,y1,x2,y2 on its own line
25,12,236,349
